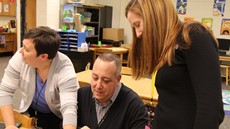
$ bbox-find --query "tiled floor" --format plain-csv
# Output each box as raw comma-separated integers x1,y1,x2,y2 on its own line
0,55,229,128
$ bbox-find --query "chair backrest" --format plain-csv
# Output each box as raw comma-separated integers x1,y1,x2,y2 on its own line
121,44,132,67
121,66,131,75
0,110,35,128
95,48,112,53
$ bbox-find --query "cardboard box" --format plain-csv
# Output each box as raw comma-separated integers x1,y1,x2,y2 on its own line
103,28,124,41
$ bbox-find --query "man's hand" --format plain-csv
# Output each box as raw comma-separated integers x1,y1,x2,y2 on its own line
81,126,90,129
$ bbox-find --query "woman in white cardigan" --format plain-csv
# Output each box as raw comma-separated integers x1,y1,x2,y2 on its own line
0,26,79,129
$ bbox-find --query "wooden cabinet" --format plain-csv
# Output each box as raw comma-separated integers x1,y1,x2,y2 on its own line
0,0,16,16
0,33,16,53
59,50,93,73
0,0,17,54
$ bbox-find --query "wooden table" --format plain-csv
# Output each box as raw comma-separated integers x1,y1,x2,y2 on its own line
76,70,158,105
89,47,128,53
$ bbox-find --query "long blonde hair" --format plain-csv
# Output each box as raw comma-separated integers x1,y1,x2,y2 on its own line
125,0,217,79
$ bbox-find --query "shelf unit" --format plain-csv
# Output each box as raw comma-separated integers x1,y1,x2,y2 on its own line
58,4,112,73
0,33,16,54
76,6,100,44
0,0,17,54
74,5,112,44
57,31,86,51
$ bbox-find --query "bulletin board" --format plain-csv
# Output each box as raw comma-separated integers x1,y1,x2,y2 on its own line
174,0,230,39
0,0,16,16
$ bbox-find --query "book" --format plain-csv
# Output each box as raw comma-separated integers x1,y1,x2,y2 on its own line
176,0,187,15
63,4,75,23
220,18,230,35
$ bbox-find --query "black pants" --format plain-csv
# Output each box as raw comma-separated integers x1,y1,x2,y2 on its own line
28,107,62,129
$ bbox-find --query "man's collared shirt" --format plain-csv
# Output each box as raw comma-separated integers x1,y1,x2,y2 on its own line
94,82,122,124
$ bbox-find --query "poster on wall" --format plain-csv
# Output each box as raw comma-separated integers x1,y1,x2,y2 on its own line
213,0,226,17
220,18,230,35
184,16,194,22
201,18,213,29
176,0,187,15
3,4,9,12
9,0,15,4
63,4,74,23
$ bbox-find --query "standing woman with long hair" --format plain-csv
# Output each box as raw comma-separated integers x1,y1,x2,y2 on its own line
125,0,224,128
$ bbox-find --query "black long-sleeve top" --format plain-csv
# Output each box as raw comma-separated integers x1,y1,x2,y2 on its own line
152,28,224,129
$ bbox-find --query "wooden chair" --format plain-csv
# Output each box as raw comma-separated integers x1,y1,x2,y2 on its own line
0,110,35,129
93,48,112,61
121,44,132,67
220,64,230,86
78,81,91,87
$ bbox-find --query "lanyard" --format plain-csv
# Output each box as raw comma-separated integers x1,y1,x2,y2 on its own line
145,71,158,129
35,73,47,114
150,71,157,106
34,73,47,128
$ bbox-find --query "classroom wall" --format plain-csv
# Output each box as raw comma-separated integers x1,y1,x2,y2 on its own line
176,0,230,40
0,17,15,26
37,0,60,30
98,0,132,43
2,0,230,49
101,0,230,44
98,0,121,28
57,0,230,45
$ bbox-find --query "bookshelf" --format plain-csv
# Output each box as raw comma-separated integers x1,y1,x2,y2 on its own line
0,0,17,54
61,4,112,44
0,33,16,54
76,6,101,44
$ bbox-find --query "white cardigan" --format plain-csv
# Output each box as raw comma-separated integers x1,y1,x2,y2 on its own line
0,49,79,126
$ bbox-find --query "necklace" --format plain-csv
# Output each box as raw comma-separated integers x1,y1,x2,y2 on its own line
34,73,47,128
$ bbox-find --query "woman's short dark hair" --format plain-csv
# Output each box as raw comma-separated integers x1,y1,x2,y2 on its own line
24,26,61,59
